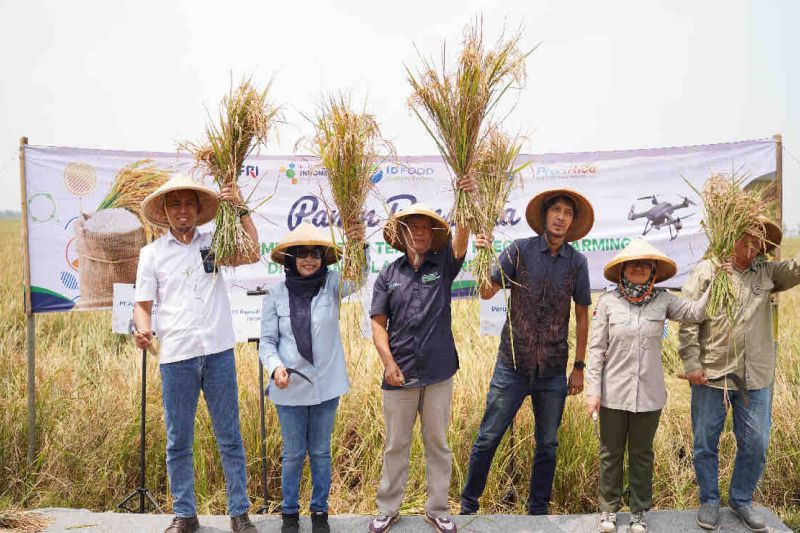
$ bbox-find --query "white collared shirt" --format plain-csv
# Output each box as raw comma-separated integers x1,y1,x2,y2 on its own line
135,230,235,364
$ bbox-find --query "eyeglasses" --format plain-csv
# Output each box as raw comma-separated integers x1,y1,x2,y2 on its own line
293,247,323,259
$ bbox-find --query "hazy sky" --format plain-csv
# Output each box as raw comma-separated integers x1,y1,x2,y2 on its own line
2,0,797,229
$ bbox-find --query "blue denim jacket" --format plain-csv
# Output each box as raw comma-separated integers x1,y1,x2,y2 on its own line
259,267,364,406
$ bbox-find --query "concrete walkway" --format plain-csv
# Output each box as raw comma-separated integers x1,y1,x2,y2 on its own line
38,507,792,532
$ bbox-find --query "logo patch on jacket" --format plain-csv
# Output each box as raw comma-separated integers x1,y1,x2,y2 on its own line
421,272,441,284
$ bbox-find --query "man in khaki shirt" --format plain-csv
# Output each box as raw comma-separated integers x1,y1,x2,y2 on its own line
678,218,800,532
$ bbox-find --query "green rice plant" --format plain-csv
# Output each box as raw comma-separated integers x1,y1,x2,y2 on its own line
303,93,395,284
183,77,281,265
96,159,170,242
470,127,527,290
406,19,532,228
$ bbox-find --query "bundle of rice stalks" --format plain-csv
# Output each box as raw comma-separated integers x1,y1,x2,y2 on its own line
0,508,52,532
183,77,281,265
471,128,527,290
406,19,532,228
692,171,768,321
305,93,394,284
97,159,169,242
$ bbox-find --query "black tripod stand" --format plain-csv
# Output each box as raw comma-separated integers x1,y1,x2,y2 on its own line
248,288,274,514
117,345,162,513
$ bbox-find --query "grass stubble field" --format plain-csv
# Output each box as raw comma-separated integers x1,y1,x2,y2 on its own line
1,219,798,530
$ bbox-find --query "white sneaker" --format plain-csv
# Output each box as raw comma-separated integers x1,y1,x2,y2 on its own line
598,511,617,532
629,511,648,533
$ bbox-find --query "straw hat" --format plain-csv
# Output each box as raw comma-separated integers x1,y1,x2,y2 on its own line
141,173,219,229
525,188,595,242
603,239,677,283
746,216,782,254
270,223,341,266
383,203,450,253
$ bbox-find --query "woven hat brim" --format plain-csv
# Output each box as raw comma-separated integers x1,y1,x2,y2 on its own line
270,239,341,266
762,219,782,254
141,184,219,229
525,189,595,242
383,210,450,253
604,254,677,283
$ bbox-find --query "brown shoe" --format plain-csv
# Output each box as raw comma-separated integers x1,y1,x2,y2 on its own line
164,516,200,533
231,513,257,533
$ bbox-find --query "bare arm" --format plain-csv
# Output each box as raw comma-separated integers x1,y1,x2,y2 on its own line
568,304,589,396
371,314,404,386
133,301,154,349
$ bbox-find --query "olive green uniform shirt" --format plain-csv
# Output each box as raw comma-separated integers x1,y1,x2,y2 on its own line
678,251,800,390
586,289,708,412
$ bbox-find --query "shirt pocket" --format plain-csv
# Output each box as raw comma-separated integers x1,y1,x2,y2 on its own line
641,308,667,338
750,277,774,299
276,302,294,340
609,312,628,336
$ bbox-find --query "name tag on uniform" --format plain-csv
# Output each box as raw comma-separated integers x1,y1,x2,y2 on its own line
421,272,441,284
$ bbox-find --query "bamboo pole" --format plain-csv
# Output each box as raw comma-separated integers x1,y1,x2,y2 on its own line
771,134,782,348
19,136,37,465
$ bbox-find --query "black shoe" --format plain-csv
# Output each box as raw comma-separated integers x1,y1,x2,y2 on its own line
458,508,476,516
231,513,257,533
164,516,200,533
281,512,300,533
729,503,768,532
311,511,330,533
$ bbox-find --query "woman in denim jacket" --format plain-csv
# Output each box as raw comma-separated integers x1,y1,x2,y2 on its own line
585,239,709,533
259,222,367,533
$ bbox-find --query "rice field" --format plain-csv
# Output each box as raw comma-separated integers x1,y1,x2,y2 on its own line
1,219,798,530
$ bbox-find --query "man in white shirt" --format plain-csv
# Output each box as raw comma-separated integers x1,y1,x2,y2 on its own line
133,174,260,533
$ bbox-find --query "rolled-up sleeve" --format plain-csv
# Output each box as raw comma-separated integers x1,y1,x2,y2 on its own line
258,292,284,376
585,294,609,398
678,261,713,373
134,246,156,302
370,268,390,317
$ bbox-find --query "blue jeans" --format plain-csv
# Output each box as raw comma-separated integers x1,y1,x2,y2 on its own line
275,396,340,514
160,349,251,518
691,384,772,508
461,360,568,515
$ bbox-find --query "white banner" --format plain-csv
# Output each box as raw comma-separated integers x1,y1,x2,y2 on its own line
25,140,777,337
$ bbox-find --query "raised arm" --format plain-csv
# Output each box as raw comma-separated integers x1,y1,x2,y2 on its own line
221,184,261,267
770,248,800,292
666,284,711,324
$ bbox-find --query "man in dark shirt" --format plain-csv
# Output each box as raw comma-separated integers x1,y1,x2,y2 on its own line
368,179,473,533
460,188,594,516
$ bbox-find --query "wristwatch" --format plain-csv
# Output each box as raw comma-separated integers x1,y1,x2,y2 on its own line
573,360,586,371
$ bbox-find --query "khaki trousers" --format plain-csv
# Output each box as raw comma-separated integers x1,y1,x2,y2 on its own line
376,377,454,518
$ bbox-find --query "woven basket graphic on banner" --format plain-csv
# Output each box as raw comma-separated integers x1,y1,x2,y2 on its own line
74,210,146,309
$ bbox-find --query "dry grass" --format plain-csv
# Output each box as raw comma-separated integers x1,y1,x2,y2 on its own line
182,77,281,265
692,171,770,320
96,159,170,242
302,93,394,284
1,219,799,528
470,128,526,290
406,19,531,228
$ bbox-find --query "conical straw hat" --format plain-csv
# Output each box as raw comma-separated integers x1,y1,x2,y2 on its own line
747,216,782,254
141,173,219,229
270,223,341,266
604,239,677,283
525,188,594,242
383,203,450,253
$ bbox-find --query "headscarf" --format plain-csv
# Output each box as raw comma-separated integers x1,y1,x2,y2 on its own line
617,262,663,306
284,246,327,365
